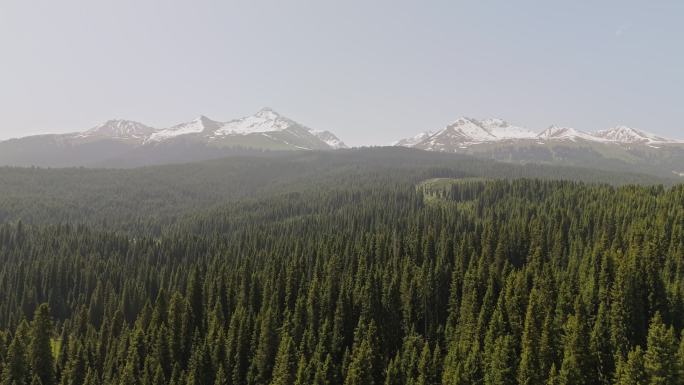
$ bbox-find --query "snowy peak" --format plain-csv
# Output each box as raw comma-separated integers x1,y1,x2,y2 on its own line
480,118,537,139
66,108,346,150
396,116,680,151
536,126,599,142
253,107,280,120
311,130,347,149
595,126,668,144
196,115,222,127
215,108,295,135
148,115,221,142
406,116,538,149
211,108,347,148
80,120,155,142
441,117,497,141
393,131,434,147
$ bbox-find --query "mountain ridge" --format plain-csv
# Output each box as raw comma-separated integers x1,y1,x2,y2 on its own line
0,108,347,167
64,108,348,149
394,116,684,178
396,116,682,148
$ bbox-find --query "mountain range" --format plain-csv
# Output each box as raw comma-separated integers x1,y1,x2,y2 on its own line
395,117,680,148
1,110,683,178
394,117,684,178
0,108,346,167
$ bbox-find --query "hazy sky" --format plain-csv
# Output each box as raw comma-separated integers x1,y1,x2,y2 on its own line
1,0,682,146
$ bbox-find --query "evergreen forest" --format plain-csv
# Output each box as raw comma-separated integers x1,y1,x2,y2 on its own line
0,149,682,385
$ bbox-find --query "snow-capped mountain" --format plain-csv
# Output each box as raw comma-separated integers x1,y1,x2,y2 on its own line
393,131,434,147
311,130,347,149
141,108,347,150
595,126,669,144
148,115,223,142
440,117,497,142
0,108,347,167
394,116,684,178
397,117,681,150
536,126,603,142
480,118,537,139
18,108,346,150
398,117,543,150
213,108,295,136
76,120,156,144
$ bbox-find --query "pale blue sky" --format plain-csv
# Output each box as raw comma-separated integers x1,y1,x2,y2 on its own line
0,0,682,145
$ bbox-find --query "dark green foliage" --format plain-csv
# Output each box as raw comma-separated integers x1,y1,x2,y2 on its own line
0,156,682,385
2,323,30,385
643,313,679,385
0,148,671,233
29,305,54,385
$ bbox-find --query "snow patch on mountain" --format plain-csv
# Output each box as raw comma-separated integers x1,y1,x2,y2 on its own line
442,117,497,141
78,120,155,141
595,126,669,144
312,130,347,149
214,108,294,135
480,118,537,139
393,131,434,147
536,126,604,142
148,116,220,142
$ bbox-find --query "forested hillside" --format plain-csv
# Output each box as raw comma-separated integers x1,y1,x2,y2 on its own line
0,148,672,234
1,172,683,384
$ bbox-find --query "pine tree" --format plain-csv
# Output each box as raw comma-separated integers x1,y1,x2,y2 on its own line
517,288,544,385
643,313,679,385
590,303,614,385
546,364,560,385
3,323,30,385
60,342,86,385
269,329,297,385
249,309,279,385
213,366,227,385
29,305,54,385
81,369,98,385
344,339,374,385
614,347,646,385
557,298,592,385
187,339,212,385
383,355,401,385
484,335,516,385
151,365,165,385
186,268,205,333
314,354,334,385
416,343,435,385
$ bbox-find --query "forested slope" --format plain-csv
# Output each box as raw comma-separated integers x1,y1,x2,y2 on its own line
0,148,672,234
0,177,683,385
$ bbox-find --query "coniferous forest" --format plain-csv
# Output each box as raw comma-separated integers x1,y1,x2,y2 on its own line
0,149,683,385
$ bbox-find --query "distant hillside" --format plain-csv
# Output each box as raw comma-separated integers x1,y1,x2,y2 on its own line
0,148,673,233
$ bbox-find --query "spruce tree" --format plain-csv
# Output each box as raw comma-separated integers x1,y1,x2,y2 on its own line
344,340,374,385
558,302,592,385
484,335,516,385
643,313,679,385
29,305,54,385
614,347,646,385
269,330,297,385
2,326,30,385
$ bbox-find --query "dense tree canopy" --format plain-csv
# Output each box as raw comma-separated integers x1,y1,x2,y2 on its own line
0,157,682,385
